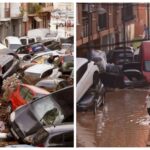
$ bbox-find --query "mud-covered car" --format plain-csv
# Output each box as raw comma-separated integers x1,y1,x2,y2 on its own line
29,123,73,147
35,78,68,92
24,64,54,83
9,86,73,143
0,55,19,88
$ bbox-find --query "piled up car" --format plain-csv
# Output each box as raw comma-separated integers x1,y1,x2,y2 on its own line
0,33,74,147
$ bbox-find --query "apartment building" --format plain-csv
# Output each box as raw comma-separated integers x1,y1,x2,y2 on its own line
0,3,53,41
77,3,147,57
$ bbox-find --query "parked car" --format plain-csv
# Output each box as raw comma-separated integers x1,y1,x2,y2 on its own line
24,64,54,83
107,47,134,65
32,123,73,147
20,36,37,46
3,36,22,51
35,78,68,92
0,55,19,88
16,42,49,55
7,83,50,111
9,86,73,143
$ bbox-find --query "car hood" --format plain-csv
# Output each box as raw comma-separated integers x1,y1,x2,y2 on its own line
14,105,43,137
24,64,54,74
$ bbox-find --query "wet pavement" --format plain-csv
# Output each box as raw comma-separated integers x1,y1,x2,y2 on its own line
77,88,150,147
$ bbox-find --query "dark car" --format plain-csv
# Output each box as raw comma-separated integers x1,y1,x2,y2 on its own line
107,47,134,65
9,86,73,143
31,123,73,147
42,40,61,50
77,79,105,114
123,69,148,88
99,63,124,88
0,54,19,88
16,42,49,55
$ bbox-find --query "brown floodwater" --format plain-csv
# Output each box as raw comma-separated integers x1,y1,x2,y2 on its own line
77,88,150,147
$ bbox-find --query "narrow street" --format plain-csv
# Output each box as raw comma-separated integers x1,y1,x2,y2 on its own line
77,88,150,147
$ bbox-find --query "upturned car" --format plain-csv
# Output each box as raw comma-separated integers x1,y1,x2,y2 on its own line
9,86,73,143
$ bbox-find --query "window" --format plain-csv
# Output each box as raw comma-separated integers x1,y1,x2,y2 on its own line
31,95,64,125
144,61,150,72
49,131,73,146
98,13,107,30
77,62,88,84
28,38,35,44
20,85,34,101
122,4,134,21
20,39,27,45
50,133,63,144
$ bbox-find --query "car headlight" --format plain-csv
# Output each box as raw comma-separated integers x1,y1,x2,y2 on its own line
24,134,34,143
10,112,15,122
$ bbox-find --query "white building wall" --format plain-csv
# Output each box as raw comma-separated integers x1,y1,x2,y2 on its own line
10,3,21,17
0,3,5,19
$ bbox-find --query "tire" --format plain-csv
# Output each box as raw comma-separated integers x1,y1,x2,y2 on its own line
92,72,100,88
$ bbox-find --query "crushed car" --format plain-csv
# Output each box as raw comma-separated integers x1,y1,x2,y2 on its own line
24,64,54,84
0,55,19,89
9,86,73,143
31,123,73,147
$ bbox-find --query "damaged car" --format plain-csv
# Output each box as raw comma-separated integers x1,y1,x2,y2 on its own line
77,58,105,113
35,78,68,92
9,86,73,143
27,123,73,147
0,55,19,89
24,64,54,83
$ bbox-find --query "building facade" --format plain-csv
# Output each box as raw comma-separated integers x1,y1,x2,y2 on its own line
77,3,147,57
0,3,53,41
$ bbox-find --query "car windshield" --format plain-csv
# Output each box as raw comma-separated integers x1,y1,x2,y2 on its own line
9,44,21,50
144,61,150,72
31,95,64,125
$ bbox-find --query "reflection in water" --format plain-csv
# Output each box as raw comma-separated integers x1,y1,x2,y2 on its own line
77,89,150,147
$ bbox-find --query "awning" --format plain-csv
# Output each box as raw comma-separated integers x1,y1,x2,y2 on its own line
34,16,42,22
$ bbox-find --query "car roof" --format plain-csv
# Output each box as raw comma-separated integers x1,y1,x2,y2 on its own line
45,123,73,133
76,57,88,71
5,36,21,44
0,55,13,66
25,64,54,74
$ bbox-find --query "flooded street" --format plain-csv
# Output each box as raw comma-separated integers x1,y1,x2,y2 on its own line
77,88,150,147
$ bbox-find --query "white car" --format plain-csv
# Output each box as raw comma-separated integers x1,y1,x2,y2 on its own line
3,36,22,51
24,64,54,82
76,58,100,103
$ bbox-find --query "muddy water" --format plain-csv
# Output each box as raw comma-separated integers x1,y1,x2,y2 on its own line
77,89,150,147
